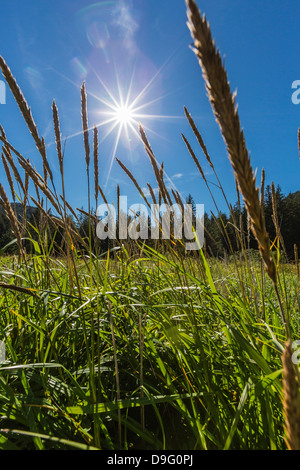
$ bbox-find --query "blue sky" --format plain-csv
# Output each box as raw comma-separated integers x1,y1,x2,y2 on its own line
0,0,300,216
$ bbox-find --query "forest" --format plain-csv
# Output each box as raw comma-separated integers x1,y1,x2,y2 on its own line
0,185,298,261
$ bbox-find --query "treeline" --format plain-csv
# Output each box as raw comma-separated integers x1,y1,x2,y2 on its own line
203,185,300,259
0,185,299,259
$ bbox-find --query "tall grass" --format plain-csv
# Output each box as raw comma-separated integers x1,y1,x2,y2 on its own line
0,0,299,450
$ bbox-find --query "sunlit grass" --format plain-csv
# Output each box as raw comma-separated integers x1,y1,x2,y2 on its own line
0,244,296,449
0,0,299,451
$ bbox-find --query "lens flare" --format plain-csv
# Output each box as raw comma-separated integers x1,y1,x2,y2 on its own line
114,104,134,125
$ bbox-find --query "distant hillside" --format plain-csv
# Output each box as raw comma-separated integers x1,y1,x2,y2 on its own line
0,202,38,219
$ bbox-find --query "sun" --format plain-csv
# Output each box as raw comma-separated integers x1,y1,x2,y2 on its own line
87,60,183,187
114,104,134,125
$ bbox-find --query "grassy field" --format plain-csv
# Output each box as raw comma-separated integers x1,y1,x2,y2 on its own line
0,247,298,450
0,0,299,451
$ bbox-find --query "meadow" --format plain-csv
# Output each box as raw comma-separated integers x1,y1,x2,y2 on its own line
0,0,299,450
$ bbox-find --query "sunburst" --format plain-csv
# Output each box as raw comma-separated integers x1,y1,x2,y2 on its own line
51,55,184,192
89,59,184,187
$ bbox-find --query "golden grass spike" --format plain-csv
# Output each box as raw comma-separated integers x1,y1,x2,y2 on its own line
17,157,61,215
281,340,300,450
77,207,97,222
23,168,29,212
0,56,42,154
184,106,213,168
41,136,53,183
139,124,170,206
116,158,151,209
3,146,25,194
1,152,15,202
117,184,120,227
0,183,23,254
186,0,276,284
260,168,265,208
159,161,172,206
81,81,91,214
0,56,53,182
0,127,25,194
170,189,185,218
52,99,63,174
271,181,286,255
81,81,90,170
147,183,157,206
93,125,99,204
59,194,79,221
181,133,206,181
98,184,108,205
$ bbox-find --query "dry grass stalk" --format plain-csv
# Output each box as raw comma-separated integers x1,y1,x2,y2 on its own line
17,157,61,215
3,146,25,194
0,135,29,166
93,125,99,204
0,127,25,194
139,124,171,206
181,133,206,181
160,162,173,206
0,56,42,154
60,195,79,222
1,153,15,202
281,339,300,450
175,190,185,212
0,125,10,154
33,181,41,205
81,81,91,214
158,162,165,203
184,106,233,213
52,100,63,176
116,158,151,209
81,82,90,170
271,182,286,256
98,185,108,205
260,168,265,208
43,159,48,188
0,183,23,254
171,188,183,209
182,131,232,252
0,282,39,297
0,56,53,182
23,168,29,213
186,0,276,284
117,184,120,226
77,207,97,223
147,183,157,206
184,106,213,168
52,99,68,221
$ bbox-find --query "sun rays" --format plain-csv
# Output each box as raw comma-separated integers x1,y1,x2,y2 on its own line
90,59,183,188
46,48,185,193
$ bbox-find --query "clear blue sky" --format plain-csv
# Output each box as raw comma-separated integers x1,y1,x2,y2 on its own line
0,0,300,216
